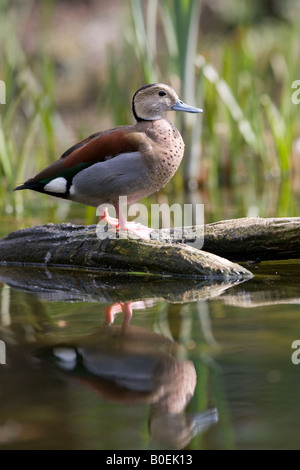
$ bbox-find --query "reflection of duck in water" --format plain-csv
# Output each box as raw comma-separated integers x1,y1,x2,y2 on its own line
103,300,150,326
38,319,218,449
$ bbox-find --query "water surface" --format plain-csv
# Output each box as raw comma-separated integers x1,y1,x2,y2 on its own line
0,256,300,450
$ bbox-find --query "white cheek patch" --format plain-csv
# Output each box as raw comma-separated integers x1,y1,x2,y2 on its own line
44,177,67,194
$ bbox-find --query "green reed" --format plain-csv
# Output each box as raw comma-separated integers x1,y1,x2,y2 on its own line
0,0,69,220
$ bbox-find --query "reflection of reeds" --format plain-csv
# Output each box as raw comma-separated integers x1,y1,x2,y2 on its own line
0,0,299,220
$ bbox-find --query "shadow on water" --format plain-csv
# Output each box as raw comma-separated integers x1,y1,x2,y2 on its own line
1,261,300,449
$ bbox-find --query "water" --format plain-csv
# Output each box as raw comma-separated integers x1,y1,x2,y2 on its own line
0,255,300,450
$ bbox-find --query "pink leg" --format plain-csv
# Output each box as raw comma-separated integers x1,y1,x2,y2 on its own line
98,208,119,227
99,206,153,239
120,302,133,327
103,302,133,327
117,207,153,239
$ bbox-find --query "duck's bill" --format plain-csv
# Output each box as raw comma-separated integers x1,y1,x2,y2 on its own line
172,100,203,113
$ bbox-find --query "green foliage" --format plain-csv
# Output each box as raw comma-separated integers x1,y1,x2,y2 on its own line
0,0,61,217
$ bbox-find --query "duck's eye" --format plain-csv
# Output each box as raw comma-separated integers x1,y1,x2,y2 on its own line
158,90,166,97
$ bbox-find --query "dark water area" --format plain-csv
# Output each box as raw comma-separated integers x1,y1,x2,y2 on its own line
0,251,300,450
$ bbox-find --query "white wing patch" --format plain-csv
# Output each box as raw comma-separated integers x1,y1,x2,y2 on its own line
44,177,67,193
69,183,76,196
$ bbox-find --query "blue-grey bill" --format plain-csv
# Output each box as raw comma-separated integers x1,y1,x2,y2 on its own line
172,100,203,113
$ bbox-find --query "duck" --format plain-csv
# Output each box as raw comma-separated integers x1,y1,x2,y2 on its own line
15,83,203,236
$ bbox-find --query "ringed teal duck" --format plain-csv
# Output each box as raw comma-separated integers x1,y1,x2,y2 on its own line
15,83,203,236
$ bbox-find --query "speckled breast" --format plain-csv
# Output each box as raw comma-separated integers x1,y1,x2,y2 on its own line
148,119,185,189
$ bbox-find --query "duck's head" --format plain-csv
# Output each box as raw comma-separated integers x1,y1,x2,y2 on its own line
132,83,203,122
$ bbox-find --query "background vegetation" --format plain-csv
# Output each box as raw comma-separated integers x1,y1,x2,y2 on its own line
0,0,299,230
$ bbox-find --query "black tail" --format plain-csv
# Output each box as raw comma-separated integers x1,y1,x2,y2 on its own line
14,181,45,193
14,183,27,191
